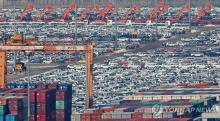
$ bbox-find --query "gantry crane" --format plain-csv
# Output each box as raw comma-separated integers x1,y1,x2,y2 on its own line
198,0,212,19
178,1,190,19
39,5,51,21
20,3,34,21
170,1,190,22
0,35,94,109
95,3,99,12
147,0,168,21
63,3,77,20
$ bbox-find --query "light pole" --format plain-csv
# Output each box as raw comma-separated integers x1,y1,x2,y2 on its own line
75,0,78,42
114,0,118,50
25,51,32,121
189,0,191,32
13,0,16,73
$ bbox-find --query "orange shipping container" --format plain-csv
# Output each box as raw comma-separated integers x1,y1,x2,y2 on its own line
0,97,8,105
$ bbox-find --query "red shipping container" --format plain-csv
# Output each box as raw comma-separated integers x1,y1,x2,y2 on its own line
36,90,50,103
14,89,27,93
90,113,102,120
56,110,64,119
56,90,66,100
8,98,23,112
96,119,127,121
80,113,91,121
3,88,17,93
94,109,104,113
102,108,115,113
30,115,35,121
36,103,46,114
36,114,50,121
47,83,58,89
126,118,193,121
132,112,143,119
37,83,48,89
0,97,8,105
30,90,37,103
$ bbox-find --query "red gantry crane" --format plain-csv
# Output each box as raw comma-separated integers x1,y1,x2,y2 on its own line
98,3,113,21
0,35,94,109
39,5,51,21
119,5,134,24
170,1,190,22
63,3,77,20
19,3,34,21
198,0,212,19
147,0,168,22
191,0,212,24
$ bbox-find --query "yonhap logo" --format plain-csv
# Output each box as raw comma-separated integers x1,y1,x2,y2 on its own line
152,104,163,118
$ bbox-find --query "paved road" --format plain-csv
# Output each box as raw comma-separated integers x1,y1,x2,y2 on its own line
7,26,218,81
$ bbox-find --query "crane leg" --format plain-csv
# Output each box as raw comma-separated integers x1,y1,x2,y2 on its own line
0,51,6,88
85,43,93,109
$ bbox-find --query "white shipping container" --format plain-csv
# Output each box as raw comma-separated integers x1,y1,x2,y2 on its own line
143,108,154,113
162,112,177,118
143,113,153,118
101,113,112,119
153,113,163,118
134,108,144,112
112,113,122,119
72,113,81,121
121,112,132,119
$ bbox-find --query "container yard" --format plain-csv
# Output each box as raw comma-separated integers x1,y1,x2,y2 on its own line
0,0,220,121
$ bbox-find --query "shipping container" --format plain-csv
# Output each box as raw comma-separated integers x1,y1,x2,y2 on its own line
0,82,72,121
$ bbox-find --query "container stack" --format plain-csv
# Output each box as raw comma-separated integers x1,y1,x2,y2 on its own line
56,84,72,121
36,89,56,121
0,104,6,120
8,96,28,121
30,90,37,121
75,97,216,121
4,82,73,121
0,95,27,121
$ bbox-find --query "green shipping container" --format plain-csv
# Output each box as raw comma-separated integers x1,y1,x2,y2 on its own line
0,105,5,115
56,101,65,109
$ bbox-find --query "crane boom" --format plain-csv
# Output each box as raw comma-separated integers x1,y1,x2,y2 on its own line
63,3,77,19
0,45,86,51
20,3,34,20
198,0,212,18
39,5,51,18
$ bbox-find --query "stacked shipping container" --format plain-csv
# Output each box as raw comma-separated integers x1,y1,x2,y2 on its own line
2,82,72,121
74,97,216,121
0,95,27,121
55,84,72,121
36,89,56,121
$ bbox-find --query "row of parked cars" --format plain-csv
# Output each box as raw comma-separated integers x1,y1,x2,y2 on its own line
11,27,220,112
0,20,190,66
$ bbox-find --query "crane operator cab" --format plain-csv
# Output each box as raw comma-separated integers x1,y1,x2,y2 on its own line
14,62,27,72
